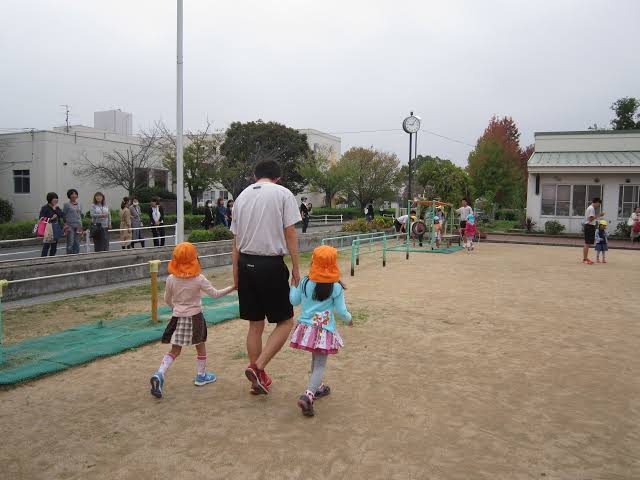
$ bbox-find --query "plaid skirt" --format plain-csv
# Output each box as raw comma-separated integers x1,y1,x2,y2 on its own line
161,313,207,346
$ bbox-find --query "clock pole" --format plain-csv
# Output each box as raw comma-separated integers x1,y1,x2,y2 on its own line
408,130,413,204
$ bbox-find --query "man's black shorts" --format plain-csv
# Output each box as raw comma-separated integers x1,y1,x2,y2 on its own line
584,224,596,244
460,220,467,231
238,253,293,323
394,219,402,232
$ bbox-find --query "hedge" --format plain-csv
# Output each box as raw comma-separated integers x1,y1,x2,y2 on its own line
341,217,394,233
0,221,36,240
188,226,234,243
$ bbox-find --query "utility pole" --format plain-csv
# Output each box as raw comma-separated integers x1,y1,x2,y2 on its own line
175,0,185,243
60,105,71,133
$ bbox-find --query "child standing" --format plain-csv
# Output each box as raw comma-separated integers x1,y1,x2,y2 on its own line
595,220,609,263
150,242,234,398
464,214,477,252
289,246,352,417
433,216,442,249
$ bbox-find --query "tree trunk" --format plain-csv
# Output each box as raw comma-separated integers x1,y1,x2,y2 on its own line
324,191,333,208
189,191,199,214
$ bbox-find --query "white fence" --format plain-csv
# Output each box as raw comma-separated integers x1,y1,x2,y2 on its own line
308,215,343,224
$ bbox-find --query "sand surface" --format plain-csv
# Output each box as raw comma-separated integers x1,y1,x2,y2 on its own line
1,244,639,480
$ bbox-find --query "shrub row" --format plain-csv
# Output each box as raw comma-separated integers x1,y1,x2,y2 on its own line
341,217,394,233
188,226,234,243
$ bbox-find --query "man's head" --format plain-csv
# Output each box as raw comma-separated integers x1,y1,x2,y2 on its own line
254,159,281,182
592,197,601,207
462,198,469,207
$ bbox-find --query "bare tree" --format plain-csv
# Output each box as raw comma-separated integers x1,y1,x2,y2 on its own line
74,128,162,196
156,120,224,213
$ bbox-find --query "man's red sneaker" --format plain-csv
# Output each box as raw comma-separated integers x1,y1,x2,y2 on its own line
250,372,272,395
245,366,270,395
583,258,594,265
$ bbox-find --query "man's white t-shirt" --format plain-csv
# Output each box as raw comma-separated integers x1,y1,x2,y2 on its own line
231,181,302,256
456,206,473,222
396,214,410,224
585,205,596,226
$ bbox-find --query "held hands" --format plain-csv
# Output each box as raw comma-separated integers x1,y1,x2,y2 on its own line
347,320,353,327
290,266,301,287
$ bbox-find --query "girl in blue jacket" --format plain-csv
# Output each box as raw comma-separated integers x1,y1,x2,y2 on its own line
290,245,352,417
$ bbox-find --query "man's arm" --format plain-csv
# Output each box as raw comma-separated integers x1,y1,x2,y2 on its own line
232,238,239,290
284,225,300,286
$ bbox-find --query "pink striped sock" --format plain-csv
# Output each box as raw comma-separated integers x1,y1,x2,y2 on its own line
196,355,207,376
158,353,176,375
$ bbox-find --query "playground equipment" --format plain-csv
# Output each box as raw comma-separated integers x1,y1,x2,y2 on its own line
398,199,464,253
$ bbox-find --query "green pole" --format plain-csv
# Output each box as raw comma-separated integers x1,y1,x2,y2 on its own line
0,279,7,363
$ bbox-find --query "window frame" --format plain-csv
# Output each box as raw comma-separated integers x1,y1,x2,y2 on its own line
540,183,603,218
13,169,31,194
618,184,640,219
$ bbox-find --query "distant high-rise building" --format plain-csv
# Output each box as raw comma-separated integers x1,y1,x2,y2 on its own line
94,109,133,136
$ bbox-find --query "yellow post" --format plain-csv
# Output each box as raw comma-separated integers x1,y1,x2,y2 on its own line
149,261,161,323
0,279,8,362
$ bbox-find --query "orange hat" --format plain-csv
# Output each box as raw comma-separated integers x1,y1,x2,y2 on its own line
168,242,201,278
309,245,340,283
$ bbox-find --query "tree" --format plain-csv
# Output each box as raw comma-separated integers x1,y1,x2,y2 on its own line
415,155,472,204
158,121,223,214
298,146,346,207
339,147,401,207
467,116,530,208
219,120,311,198
610,97,640,130
74,128,161,196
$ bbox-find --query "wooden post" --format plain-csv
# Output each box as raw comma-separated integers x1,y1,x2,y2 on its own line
0,279,7,363
149,260,161,323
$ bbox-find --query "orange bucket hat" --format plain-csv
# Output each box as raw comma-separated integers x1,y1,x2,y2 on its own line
309,245,340,283
168,242,201,278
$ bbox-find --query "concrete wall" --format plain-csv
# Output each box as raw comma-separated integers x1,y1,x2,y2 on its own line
0,231,350,301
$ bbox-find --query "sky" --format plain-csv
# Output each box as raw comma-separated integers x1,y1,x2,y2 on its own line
1,0,638,167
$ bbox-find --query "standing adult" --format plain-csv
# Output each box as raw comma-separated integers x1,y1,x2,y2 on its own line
148,197,166,247
231,159,302,395
226,199,234,229
214,198,228,228
582,197,603,264
39,192,64,257
365,203,374,222
120,197,133,250
455,198,474,238
300,200,310,234
90,192,111,252
129,197,145,248
203,200,215,230
63,189,83,255
629,207,640,246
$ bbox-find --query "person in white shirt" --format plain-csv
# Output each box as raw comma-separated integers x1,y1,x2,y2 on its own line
582,197,603,264
231,159,302,395
455,198,474,239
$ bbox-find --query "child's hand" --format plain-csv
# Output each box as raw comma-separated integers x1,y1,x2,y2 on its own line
347,320,353,327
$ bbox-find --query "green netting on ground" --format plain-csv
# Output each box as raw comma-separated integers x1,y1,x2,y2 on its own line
387,245,464,254
0,295,239,385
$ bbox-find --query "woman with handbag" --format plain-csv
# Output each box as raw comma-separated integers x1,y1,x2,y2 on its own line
90,192,112,252
62,189,83,255
129,197,145,248
39,192,64,257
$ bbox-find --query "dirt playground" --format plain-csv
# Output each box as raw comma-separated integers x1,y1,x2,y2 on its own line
0,244,638,480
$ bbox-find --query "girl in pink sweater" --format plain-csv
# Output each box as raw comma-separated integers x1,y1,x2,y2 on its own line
150,242,234,399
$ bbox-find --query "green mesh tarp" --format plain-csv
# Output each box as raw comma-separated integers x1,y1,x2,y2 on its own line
0,295,239,385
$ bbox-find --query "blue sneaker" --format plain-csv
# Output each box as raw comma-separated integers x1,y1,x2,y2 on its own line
150,372,164,398
194,372,217,386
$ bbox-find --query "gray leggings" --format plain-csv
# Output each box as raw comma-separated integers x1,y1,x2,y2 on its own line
308,353,328,393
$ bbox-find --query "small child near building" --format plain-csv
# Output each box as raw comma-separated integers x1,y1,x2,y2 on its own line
595,220,609,263
464,214,478,253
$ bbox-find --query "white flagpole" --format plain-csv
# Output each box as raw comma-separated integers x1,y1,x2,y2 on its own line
175,0,185,243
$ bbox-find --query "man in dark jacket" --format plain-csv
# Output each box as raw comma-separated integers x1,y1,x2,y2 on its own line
148,197,166,246
300,200,310,233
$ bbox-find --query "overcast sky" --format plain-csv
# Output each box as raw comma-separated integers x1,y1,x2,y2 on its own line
1,0,638,166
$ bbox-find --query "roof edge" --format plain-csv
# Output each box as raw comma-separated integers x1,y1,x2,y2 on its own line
535,130,640,136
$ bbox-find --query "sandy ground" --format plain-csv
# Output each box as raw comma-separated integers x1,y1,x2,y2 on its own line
1,244,639,480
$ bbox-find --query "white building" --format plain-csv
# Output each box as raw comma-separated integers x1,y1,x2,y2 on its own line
526,130,640,233
0,110,167,221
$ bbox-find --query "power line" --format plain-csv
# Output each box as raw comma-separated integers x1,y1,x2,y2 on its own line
327,127,474,147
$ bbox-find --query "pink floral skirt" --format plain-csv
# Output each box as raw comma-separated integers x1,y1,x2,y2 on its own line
290,323,343,354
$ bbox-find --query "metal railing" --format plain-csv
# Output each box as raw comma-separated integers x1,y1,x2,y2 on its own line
0,224,178,261
308,214,343,224
321,232,386,251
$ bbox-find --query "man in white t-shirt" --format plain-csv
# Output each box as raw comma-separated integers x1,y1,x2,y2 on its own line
394,210,416,233
455,198,474,238
582,197,603,265
231,159,302,395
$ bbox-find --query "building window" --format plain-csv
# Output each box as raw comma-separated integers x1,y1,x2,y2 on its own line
154,169,168,190
134,168,149,189
618,185,640,219
541,184,603,217
13,170,30,193
218,190,229,200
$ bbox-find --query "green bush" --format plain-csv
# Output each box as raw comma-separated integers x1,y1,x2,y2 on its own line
496,209,517,221
312,207,363,219
0,220,36,240
614,221,631,238
544,220,566,235
341,217,394,233
136,186,176,202
188,226,233,243
0,198,14,223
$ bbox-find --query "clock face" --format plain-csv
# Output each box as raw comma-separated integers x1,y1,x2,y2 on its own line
403,115,421,134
